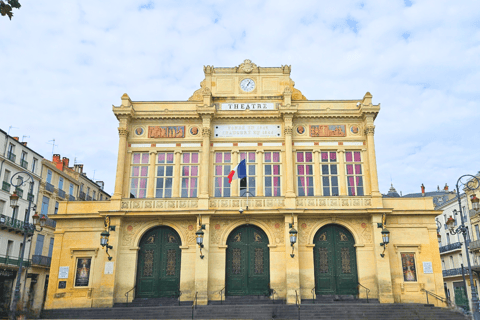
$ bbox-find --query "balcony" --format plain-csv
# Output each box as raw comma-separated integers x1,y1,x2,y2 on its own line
0,254,31,268
443,267,470,277
44,216,56,229
45,182,54,193
439,242,462,254
69,194,76,201
79,191,86,200
15,187,23,198
32,255,51,267
57,189,66,199
27,193,34,202
469,239,480,252
7,151,16,162
0,215,33,235
2,181,10,192
86,195,92,201
20,159,28,169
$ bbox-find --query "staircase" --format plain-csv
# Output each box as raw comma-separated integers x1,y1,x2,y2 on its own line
40,297,470,320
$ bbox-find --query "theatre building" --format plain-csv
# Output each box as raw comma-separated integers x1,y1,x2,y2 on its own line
45,60,445,309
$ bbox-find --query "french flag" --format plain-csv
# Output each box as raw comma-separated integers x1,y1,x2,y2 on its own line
228,159,247,183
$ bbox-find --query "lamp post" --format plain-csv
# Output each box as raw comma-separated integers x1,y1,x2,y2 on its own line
8,171,44,320
445,174,480,320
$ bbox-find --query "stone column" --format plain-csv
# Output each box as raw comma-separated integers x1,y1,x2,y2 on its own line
195,215,210,305
338,150,347,196
231,151,239,197
199,116,212,209
173,151,182,197
146,151,156,198
284,114,296,208
365,123,381,198
313,150,321,196
285,214,300,304
256,150,264,196
123,151,133,199
112,127,129,200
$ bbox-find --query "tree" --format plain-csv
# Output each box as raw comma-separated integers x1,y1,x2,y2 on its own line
0,0,21,20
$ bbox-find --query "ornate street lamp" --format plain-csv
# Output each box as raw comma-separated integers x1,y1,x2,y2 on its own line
380,228,390,258
289,226,297,258
196,228,205,259
446,174,480,320
100,217,114,260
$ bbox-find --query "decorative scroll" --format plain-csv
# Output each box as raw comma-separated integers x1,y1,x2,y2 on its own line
339,232,348,241
341,248,351,274
401,253,417,282
254,248,264,274
143,250,154,277
166,249,176,276
146,235,155,244
318,248,328,273
319,233,327,241
232,249,241,274
75,258,91,287
233,233,241,242
254,232,262,242
167,234,177,243
148,126,185,138
310,125,346,137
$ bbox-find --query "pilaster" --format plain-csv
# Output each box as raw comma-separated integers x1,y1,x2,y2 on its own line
338,150,347,196
195,215,210,305
256,150,264,196
285,214,300,304
112,124,129,200
146,151,156,198
173,151,182,197
372,214,394,303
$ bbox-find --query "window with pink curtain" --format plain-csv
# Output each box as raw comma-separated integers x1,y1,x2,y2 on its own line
239,152,256,196
214,152,231,197
345,151,363,196
321,151,339,196
296,151,314,196
156,153,174,198
265,152,281,197
131,153,149,198
181,152,199,198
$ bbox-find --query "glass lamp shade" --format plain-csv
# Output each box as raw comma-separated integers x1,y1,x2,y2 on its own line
32,213,40,225
39,215,46,227
381,228,390,244
472,195,479,211
0,215,5,224
437,233,441,240
446,216,455,230
196,229,204,245
100,230,110,247
10,193,19,209
289,227,298,245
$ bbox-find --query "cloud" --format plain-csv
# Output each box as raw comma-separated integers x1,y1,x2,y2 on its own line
0,0,479,196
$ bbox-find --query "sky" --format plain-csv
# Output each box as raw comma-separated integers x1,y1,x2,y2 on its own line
1,0,479,196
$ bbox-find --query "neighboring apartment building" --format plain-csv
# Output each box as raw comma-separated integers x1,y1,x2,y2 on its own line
0,129,43,317
26,154,110,317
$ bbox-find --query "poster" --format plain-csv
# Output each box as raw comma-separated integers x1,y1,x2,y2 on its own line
423,261,433,274
75,258,91,287
401,253,417,282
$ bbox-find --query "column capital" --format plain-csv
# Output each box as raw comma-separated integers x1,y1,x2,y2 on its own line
202,128,211,137
365,126,375,136
149,150,157,155
338,150,345,154
174,150,183,155
255,150,264,154
118,127,129,137
232,150,240,154
284,126,293,136
312,149,321,154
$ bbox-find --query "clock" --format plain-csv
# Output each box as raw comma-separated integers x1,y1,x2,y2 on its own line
240,78,255,92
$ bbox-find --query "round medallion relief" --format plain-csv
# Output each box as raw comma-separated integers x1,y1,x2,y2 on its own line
350,126,359,134
188,225,194,231
297,126,305,134
361,223,367,228
134,127,144,136
215,224,221,230
127,225,133,232
301,223,307,229
190,127,199,135
274,223,280,229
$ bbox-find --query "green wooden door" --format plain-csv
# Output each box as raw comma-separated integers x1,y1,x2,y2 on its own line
226,225,270,296
314,224,358,295
136,227,181,298
454,286,469,311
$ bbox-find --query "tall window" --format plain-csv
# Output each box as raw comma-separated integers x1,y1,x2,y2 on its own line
32,158,38,174
54,201,59,214
0,200,5,215
264,152,281,197
156,152,174,198
214,152,231,197
181,152,199,198
46,170,52,184
48,238,54,258
92,191,96,200
476,225,480,241
296,151,314,196
69,183,74,195
12,206,18,220
41,196,50,216
35,234,45,256
131,153,149,198
58,177,64,190
4,169,11,183
321,151,339,196
240,152,256,196
345,151,364,196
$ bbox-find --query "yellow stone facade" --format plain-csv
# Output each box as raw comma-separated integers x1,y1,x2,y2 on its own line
44,60,445,310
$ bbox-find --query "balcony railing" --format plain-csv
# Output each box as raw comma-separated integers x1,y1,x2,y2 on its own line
0,254,31,268
439,242,462,253
79,191,86,200
7,151,16,162
69,194,76,201
0,215,33,235
44,216,56,228
86,195,92,201
57,189,66,199
45,182,54,193
2,181,10,192
469,239,480,251
15,187,23,198
32,255,51,267
443,267,470,277
20,159,28,169
27,193,34,202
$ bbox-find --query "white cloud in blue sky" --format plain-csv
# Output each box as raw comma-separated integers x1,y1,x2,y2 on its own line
1,0,479,195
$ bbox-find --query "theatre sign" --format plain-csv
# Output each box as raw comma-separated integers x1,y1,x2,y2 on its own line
220,103,275,110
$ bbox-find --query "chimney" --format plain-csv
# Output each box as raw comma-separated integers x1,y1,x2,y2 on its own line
13,137,19,141
52,154,63,170
21,142,27,146
444,183,449,191
62,157,69,168
96,181,105,190
74,164,84,173
421,184,425,197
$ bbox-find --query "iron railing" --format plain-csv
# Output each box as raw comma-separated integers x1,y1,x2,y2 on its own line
192,292,198,320
358,282,370,303
7,151,16,162
45,182,55,193
469,239,480,251
443,267,469,277
79,191,86,200
0,254,31,268
270,288,278,304
57,189,66,199
311,287,316,303
15,187,23,198
439,242,462,253
125,285,136,306
45,216,56,228
0,214,32,234
421,289,451,307
219,287,225,305
2,181,10,192
32,255,51,267
20,159,28,169
69,194,76,201
295,290,301,320
86,195,92,201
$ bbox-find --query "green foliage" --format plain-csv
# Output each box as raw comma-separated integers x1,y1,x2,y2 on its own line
1,0,21,20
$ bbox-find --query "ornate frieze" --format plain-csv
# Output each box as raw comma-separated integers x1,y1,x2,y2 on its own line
310,125,346,137
295,197,372,208
298,217,373,245
209,197,285,209
120,199,198,210
148,126,185,138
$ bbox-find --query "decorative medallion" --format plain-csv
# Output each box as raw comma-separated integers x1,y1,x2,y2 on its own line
238,59,257,73
215,224,221,230
310,125,346,137
350,126,359,134
190,127,199,135
135,127,144,136
188,225,194,231
301,223,307,229
274,223,280,229
233,233,241,242
167,234,177,243
297,126,305,135
254,232,262,242
361,223,367,228
127,225,133,232
339,232,348,241
146,235,155,244
319,233,327,241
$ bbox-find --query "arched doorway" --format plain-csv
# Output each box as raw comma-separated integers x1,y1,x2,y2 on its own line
226,225,270,296
314,224,358,295
136,226,181,298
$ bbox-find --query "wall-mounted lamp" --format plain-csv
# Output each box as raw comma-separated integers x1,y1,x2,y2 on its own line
289,214,297,258
377,213,390,258
31,212,46,232
471,194,479,212
100,216,115,260
196,215,206,259
239,207,244,214
9,192,19,209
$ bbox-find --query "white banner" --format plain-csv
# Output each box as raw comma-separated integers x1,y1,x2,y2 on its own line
214,125,281,138
220,103,275,110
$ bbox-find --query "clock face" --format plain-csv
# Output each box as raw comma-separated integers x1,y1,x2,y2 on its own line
240,78,255,92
